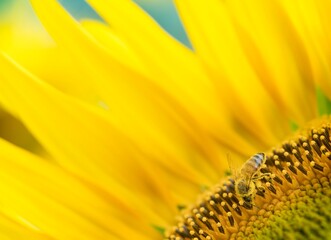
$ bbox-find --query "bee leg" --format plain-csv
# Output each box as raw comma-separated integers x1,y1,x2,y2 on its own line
252,172,272,181
261,172,272,181
257,186,265,193
254,180,265,193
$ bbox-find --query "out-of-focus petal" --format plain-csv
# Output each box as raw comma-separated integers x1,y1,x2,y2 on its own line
224,0,317,123
278,0,331,100
174,0,291,144
82,0,244,148
0,53,175,228
0,138,150,240
29,0,259,177
0,212,52,240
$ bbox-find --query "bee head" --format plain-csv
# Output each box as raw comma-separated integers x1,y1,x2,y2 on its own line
243,195,252,203
235,178,256,196
236,179,249,194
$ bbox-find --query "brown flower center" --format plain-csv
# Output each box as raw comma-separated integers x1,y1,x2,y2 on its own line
166,120,331,240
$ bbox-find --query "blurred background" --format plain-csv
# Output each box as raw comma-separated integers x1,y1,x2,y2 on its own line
0,0,190,45
0,0,190,154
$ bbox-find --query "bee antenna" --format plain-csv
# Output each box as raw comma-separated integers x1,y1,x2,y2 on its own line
226,153,235,177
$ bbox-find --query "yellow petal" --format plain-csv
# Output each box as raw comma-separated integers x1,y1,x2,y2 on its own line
80,19,145,73
0,212,52,240
279,0,331,100
0,53,170,230
85,0,220,116
78,0,261,153
175,0,290,144
0,0,96,101
224,0,317,123
0,138,149,239
0,51,230,227
28,0,257,179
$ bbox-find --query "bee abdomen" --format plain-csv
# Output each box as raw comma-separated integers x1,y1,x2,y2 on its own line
252,153,265,166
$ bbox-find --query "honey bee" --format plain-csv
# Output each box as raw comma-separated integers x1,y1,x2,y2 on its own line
233,153,269,206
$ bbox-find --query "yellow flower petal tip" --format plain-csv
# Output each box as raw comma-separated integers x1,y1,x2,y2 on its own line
166,117,331,239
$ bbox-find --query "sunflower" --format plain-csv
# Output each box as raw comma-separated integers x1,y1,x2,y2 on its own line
0,0,331,239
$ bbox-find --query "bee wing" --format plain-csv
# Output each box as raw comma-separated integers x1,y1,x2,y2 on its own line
226,153,241,178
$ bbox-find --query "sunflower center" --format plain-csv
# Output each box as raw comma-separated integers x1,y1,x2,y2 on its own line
166,118,331,240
